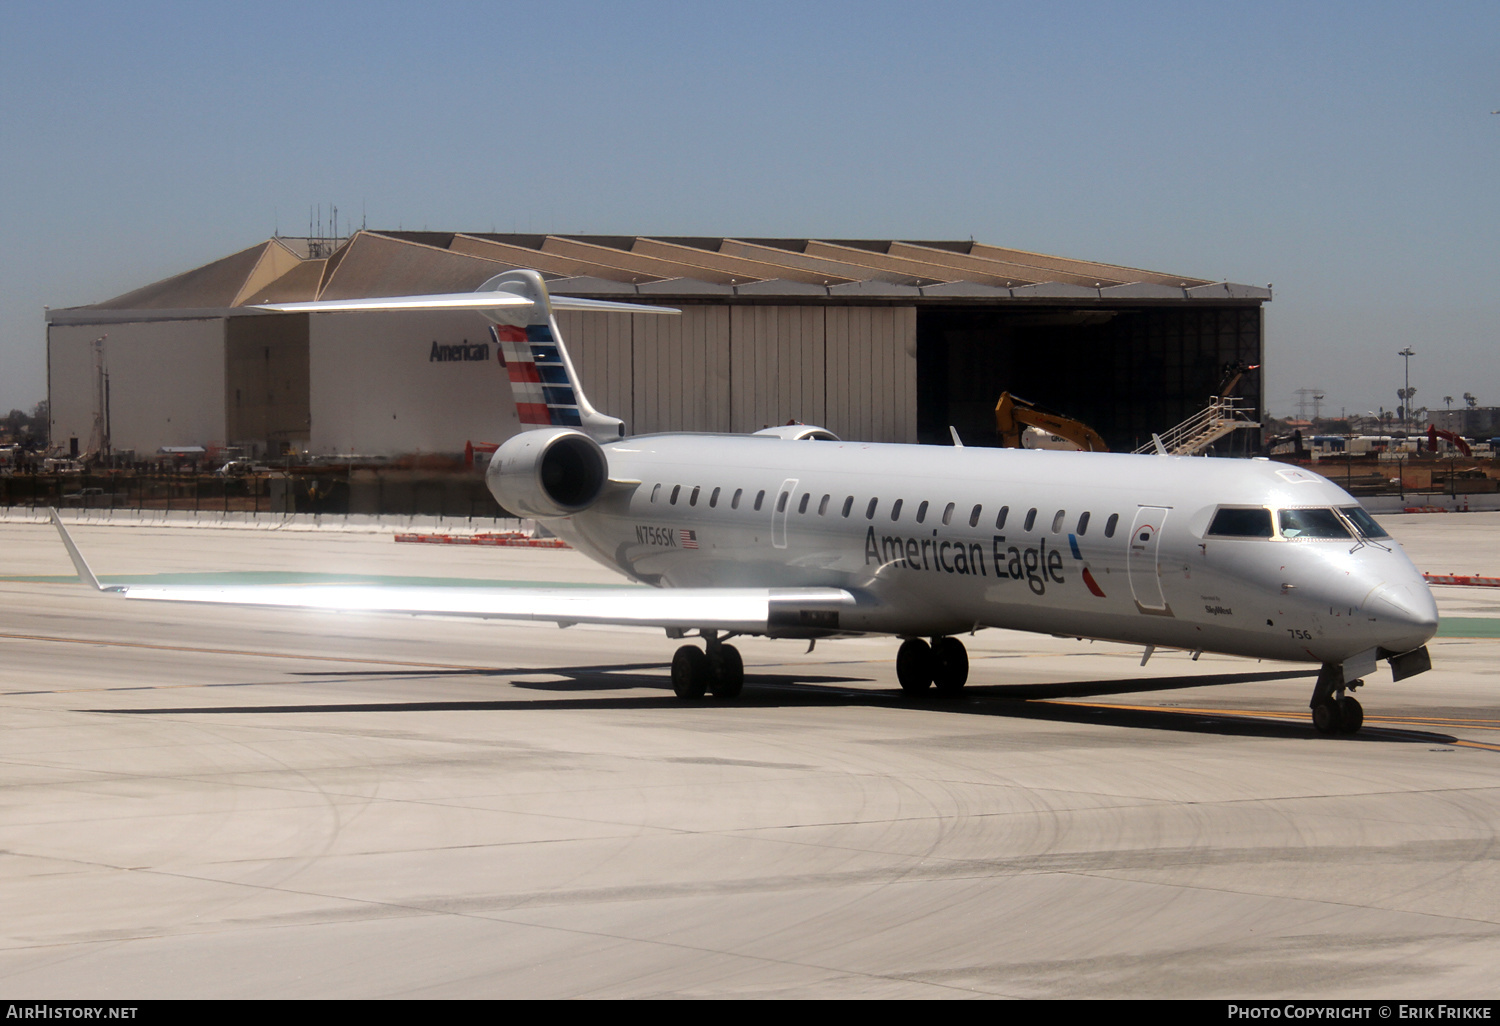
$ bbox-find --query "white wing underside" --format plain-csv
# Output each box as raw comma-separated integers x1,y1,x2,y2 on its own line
99,582,855,634
49,510,849,633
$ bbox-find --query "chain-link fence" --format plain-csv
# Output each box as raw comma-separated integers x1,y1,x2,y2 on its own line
1,468,507,518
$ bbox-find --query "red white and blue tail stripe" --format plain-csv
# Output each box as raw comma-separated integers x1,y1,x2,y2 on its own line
491,323,583,429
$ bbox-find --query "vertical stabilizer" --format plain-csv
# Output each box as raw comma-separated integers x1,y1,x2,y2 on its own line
480,270,626,443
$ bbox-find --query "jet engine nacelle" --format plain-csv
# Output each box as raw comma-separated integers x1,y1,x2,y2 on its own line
486,427,609,519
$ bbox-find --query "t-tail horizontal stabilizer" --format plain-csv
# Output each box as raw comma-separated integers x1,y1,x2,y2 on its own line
255,269,675,443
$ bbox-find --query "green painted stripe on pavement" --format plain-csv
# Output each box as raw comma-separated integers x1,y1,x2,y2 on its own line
1437,618,1500,638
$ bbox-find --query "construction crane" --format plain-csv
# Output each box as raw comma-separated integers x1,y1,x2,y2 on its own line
87,334,110,460
994,392,1108,452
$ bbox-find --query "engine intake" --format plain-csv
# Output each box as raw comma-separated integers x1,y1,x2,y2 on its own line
486,428,608,518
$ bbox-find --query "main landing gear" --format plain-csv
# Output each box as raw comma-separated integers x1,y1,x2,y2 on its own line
1310,662,1364,736
671,633,744,700
896,636,969,696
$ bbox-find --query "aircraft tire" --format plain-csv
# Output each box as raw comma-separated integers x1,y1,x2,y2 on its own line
1311,699,1343,736
709,644,744,699
931,637,969,695
1338,695,1364,734
896,638,933,693
672,645,711,700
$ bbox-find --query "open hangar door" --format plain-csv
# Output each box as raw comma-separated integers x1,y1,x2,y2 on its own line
916,305,1263,453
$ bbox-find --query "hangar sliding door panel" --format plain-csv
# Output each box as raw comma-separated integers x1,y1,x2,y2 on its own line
45,325,104,454
555,310,633,431
308,309,516,457
729,306,824,433
631,305,730,435
824,307,916,443
48,319,228,457
226,313,310,455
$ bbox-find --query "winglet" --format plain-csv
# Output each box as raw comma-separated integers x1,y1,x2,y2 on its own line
49,509,105,592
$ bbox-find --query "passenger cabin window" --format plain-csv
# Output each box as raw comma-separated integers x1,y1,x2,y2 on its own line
689,486,700,506
941,502,955,526
890,498,904,521
776,491,788,513
969,504,982,528
1051,510,1065,533
866,498,878,520
797,493,810,514
916,500,929,524
1077,511,1090,535
1023,508,1037,532
670,485,681,505
709,487,720,508
754,490,765,511
995,506,1009,530
1279,508,1352,539
1208,507,1273,538
817,494,830,516
1105,513,1119,538
650,483,661,503
842,496,854,518
732,488,743,509
1339,506,1390,539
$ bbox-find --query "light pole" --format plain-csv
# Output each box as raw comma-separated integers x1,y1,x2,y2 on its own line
1398,346,1415,434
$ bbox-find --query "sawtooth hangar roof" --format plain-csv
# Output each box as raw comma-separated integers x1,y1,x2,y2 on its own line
76,231,1270,315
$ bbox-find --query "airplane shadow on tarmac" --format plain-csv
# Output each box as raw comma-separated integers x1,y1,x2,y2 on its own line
83,664,1463,746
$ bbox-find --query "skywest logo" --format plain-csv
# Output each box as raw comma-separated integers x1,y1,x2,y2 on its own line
429,340,491,362
862,528,1066,595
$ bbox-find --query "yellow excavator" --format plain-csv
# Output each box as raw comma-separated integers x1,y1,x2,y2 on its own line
994,392,1108,453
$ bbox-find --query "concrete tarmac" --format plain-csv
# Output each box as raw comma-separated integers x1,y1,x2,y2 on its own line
1,515,1498,999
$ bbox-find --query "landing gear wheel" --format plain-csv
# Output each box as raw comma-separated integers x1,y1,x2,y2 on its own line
672,645,711,700
896,638,933,693
931,637,969,696
1338,695,1364,734
1311,699,1343,736
708,644,744,699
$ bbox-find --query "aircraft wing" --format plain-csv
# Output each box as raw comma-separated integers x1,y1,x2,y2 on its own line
48,512,852,635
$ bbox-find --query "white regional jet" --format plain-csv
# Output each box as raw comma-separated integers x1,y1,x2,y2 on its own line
51,270,1437,735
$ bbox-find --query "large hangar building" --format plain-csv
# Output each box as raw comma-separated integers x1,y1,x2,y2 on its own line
46,231,1269,458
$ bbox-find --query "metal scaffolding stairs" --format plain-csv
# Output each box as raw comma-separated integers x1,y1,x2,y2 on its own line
1134,396,1260,456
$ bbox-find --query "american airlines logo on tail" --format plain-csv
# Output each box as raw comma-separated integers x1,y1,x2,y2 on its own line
429,340,490,362
490,324,583,428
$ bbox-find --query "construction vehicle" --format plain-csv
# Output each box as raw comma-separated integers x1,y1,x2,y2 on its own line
1426,425,1473,457
994,392,1108,452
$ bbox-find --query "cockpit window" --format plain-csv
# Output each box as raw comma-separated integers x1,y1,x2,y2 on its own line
1208,507,1273,538
1278,508,1352,539
1339,505,1390,539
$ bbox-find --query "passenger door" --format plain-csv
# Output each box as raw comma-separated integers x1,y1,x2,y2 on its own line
772,478,798,549
1128,506,1172,614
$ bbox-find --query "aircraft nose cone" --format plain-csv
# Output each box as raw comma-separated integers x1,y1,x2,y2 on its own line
1367,580,1439,650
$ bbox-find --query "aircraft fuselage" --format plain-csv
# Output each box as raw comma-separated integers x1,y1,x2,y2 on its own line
542,435,1437,665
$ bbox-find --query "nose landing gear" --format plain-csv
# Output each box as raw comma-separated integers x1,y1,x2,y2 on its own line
1311,662,1365,735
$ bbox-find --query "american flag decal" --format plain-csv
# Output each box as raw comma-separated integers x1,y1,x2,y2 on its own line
680,529,699,550
491,323,583,428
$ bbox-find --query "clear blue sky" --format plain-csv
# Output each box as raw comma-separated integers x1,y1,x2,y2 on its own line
2,0,1497,421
